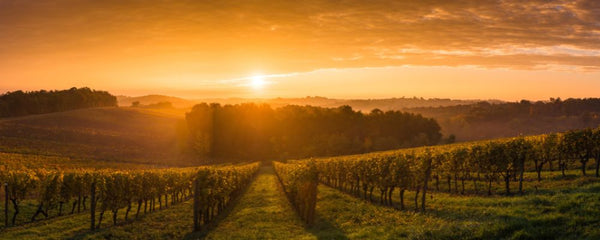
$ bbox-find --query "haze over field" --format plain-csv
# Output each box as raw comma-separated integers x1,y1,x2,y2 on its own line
2,0,600,100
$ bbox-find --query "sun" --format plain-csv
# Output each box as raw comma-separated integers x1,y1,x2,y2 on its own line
250,75,267,90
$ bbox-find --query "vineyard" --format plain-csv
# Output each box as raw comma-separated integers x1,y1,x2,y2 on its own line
4,0,600,237
306,127,600,211
0,162,259,234
1,127,600,239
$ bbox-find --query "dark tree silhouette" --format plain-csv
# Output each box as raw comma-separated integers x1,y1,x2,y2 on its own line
0,87,117,117
186,103,442,161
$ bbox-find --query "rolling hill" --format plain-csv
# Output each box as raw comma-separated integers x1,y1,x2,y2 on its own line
116,95,490,110
0,107,195,167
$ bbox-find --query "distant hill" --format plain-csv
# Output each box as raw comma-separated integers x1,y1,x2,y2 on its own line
406,99,600,141
117,94,496,111
206,96,499,112
117,95,196,108
0,107,195,166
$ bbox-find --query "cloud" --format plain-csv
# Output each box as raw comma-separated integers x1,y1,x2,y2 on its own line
1,0,600,78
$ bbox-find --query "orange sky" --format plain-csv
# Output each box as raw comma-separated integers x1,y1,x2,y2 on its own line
1,0,600,101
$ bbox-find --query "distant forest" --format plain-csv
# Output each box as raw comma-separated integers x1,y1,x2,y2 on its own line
409,98,600,120
186,103,442,161
0,87,117,117
408,98,600,141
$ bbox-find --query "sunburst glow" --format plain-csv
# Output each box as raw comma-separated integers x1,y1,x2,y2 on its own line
250,75,267,90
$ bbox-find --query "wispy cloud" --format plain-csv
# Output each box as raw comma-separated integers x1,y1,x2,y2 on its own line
1,0,600,93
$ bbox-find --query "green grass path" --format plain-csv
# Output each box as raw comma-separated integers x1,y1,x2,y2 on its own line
205,166,317,240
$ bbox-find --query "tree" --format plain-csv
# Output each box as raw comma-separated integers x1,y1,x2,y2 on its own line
186,103,442,161
0,87,117,117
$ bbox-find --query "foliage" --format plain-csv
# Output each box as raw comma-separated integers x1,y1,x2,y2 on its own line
1,163,259,230
0,87,117,117
273,161,319,225
299,127,600,212
186,103,442,161
409,98,600,141
314,150,433,211
192,162,260,231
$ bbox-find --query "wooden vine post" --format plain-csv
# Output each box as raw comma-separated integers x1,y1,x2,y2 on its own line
421,157,432,212
193,177,200,231
4,182,8,227
90,181,96,230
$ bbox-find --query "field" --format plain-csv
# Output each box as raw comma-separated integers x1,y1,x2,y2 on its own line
2,166,598,240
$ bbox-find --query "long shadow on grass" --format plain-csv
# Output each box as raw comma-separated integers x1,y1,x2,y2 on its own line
321,185,562,239
0,207,89,231
272,169,349,240
413,188,596,239
425,207,571,239
307,213,349,240
319,177,599,239
64,200,194,239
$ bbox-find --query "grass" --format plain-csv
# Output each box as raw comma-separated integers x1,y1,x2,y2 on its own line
77,201,196,240
429,169,598,196
313,171,600,239
0,199,90,228
0,199,196,239
205,166,316,240
1,204,93,239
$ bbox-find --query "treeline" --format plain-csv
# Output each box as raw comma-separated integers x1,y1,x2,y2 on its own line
410,98,600,122
131,101,174,109
300,127,600,211
0,87,117,117
186,103,442,161
406,98,600,141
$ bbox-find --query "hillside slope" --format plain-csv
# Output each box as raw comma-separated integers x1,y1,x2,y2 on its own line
0,107,193,166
